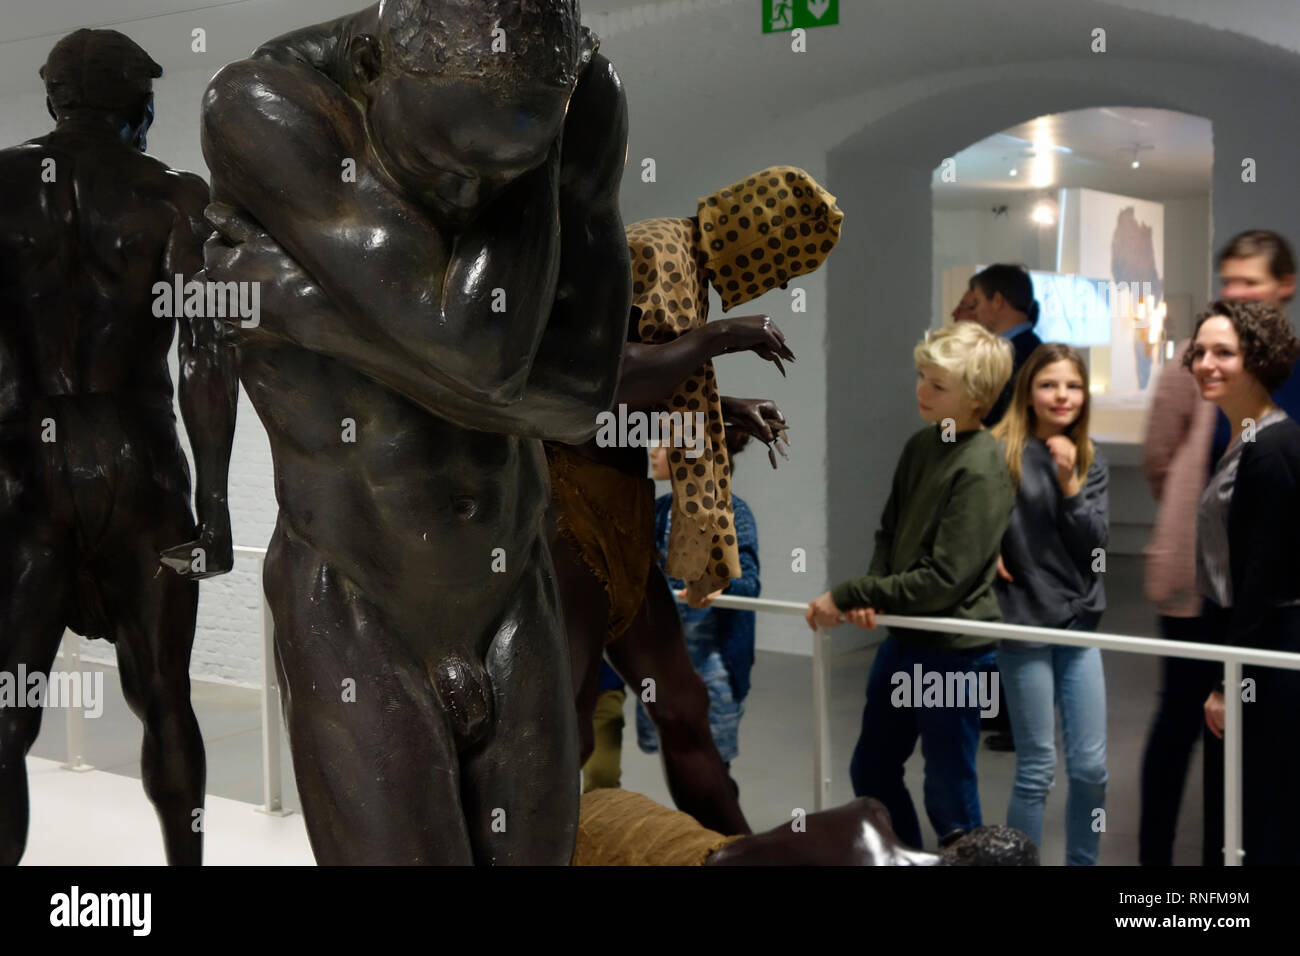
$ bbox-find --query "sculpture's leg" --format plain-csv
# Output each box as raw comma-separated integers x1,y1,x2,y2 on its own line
546,512,611,765
263,520,473,865
0,518,74,865
608,564,752,836
461,536,579,865
106,496,206,866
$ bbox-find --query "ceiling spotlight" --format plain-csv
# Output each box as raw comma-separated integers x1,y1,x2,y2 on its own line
1010,167,1019,177
1123,143,1153,170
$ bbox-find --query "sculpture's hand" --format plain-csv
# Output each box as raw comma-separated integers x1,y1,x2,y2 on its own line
160,518,234,580
203,202,333,349
720,396,790,469
711,315,796,376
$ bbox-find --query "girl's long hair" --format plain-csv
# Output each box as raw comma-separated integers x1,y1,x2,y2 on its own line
991,343,1095,488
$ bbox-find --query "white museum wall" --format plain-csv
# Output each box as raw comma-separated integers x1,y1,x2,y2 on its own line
1163,195,1214,339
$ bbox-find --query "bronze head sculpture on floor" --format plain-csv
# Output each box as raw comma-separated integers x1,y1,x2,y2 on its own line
0,29,238,865
573,789,1039,866
201,0,631,863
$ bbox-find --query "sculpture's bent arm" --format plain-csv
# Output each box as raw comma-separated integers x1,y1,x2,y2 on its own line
521,52,633,440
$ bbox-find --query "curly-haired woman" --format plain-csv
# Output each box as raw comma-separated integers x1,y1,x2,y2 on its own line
1187,298,1300,865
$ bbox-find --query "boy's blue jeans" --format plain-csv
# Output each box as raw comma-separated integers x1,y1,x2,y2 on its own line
849,634,995,849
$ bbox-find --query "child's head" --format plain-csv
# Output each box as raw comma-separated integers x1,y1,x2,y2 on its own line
912,322,1013,428
650,442,670,480
1017,344,1090,433
992,343,1095,486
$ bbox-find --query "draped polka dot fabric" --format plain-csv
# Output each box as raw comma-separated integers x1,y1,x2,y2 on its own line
626,217,740,593
696,166,845,312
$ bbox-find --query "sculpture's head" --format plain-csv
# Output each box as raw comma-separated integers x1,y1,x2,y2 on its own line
696,167,845,312
356,0,589,220
41,29,163,152
938,826,1039,866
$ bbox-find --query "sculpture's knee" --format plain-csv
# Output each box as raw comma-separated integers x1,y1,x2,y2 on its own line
0,827,27,867
0,706,46,761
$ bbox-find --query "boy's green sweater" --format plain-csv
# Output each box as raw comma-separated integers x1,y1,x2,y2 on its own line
831,424,1014,650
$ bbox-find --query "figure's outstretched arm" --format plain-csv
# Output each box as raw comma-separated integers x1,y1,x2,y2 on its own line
616,315,794,410
162,171,237,579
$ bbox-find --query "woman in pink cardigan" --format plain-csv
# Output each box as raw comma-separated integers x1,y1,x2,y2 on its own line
1138,337,1219,866
1138,229,1296,866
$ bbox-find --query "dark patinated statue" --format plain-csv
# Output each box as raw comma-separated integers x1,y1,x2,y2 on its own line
553,169,842,835
551,316,790,837
200,0,630,864
0,30,237,865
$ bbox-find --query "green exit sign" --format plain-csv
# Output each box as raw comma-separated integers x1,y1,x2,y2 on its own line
763,0,839,33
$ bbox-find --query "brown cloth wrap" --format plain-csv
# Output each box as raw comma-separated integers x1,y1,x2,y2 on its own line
627,166,843,594
572,788,743,866
546,443,657,643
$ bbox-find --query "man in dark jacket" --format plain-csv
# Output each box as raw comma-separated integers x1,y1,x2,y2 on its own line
969,264,1043,749
971,264,1044,428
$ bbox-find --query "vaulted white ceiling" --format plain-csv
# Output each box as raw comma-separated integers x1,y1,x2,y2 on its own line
933,107,1214,206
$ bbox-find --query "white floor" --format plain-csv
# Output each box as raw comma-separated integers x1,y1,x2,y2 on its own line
22,756,314,866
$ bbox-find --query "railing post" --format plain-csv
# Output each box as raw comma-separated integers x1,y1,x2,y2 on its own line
1222,659,1244,866
811,627,833,811
257,555,288,816
60,631,93,773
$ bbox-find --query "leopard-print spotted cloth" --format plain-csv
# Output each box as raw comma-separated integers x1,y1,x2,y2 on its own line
627,216,738,593
626,167,843,594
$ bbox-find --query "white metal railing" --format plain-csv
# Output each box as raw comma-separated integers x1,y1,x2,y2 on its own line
706,593,1300,867
60,549,1297,865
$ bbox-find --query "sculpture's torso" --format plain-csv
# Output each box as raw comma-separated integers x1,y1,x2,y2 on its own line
240,341,549,647
0,128,196,525
0,129,187,421
224,5,555,653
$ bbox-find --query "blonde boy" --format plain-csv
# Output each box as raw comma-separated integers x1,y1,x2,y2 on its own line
806,322,1014,849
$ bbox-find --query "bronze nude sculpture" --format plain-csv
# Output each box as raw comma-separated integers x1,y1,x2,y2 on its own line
201,1,630,864
0,30,237,865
